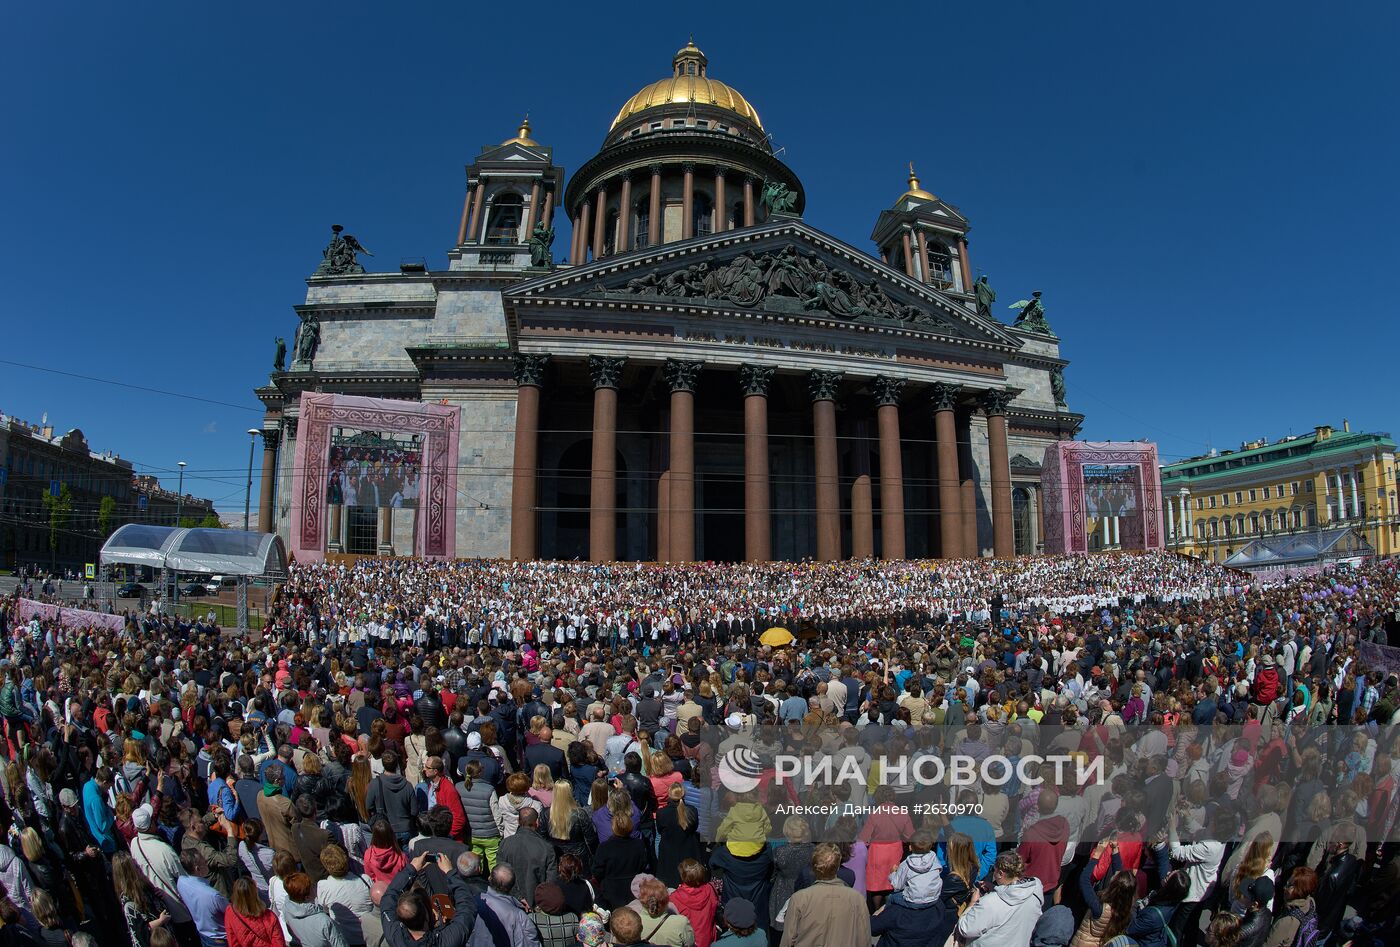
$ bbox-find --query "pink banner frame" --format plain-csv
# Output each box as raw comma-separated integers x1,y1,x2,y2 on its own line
289,393,461,563
1041,441,1165,554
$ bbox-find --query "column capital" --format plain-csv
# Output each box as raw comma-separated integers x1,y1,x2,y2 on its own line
929,382,962,412
981,388,1019,416
283,417,299,439
681,162,696,173
649,164,664,176
662,358,703,393
588,355,626,390
872,375,905,406
744,174,758,184
258,429,281,450
513,353,550,387
808,369,843,402
714,164,729,177
738,365,775,397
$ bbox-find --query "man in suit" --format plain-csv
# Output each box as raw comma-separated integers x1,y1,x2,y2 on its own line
523,727,567,780
495,807,556,907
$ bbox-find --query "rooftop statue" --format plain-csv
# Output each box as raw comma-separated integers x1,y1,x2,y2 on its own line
528,221,555,267
759,179,797,217
1009,290,1054,335
314,224,372,276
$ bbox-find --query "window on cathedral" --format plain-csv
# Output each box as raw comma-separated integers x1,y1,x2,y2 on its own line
634,202,650,249
603,210,619,255
694,194,713,236
484,192,523,245
926,240,952,284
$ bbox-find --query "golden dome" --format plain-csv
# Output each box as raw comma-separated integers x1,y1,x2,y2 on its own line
900,162,936,202
501,117,538,147
609,41,763,132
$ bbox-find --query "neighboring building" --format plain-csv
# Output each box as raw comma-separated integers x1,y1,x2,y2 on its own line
0,414,218,573
255,41,1082,563
1160,421,1399,564
1223,527,1374,576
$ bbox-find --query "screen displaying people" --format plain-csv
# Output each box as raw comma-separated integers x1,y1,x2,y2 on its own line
326,429,421,508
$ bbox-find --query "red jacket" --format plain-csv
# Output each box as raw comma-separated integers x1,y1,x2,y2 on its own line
431,775,468,840
670,881,719,947
1019,814,1069,894
1252,668,1280,705
224,907,285,947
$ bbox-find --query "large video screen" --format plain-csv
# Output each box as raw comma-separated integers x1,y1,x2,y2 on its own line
327,429,421,509
1083,464,1138,519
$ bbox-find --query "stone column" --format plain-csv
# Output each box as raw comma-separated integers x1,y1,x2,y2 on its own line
1101,517,1111,548
851,423,874,560
740,366,774,562
1335,469,1346,519
1351,466,1361,519
1034,484,1045,550
983,389,1016,558
873,376,906,560
1184,493,1193,542
931,383,962,558
525,180,542,236
577,203,592,263
457,184,474,246
657,470,671,562
681,163,695,239
468,181,485,243
958,413,977,557
743,176,755,226
648,165,662,247
510,354,549,560
541,189,554,228
588,356,625,561
714,167,727,232
664,359,702,562
916,229,932,284
957,237,973,292
591,185,607,259
257,429,279,535
617,176,632,251
810,370,843,561
378,507,393,555
901,230,916,277
327,504,343,553
569,211,582,264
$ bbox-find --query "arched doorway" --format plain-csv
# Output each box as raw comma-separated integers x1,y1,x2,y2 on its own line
547,440,629,560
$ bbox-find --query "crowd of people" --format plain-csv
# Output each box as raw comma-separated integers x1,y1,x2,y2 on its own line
0,550,1394,947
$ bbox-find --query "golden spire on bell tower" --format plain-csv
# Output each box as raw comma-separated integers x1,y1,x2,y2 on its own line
901,162,936,202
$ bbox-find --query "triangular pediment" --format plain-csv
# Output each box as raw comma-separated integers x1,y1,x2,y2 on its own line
474,141,551,165
504,220,1021,347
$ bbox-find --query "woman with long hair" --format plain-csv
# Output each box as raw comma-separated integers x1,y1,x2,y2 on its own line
654,782,703,889
345,759,372,823
361,820,406,885
555,854,597,919
1229,832,1276,915
647,753,683,811
1125,865,1189,947
114,852,170,947
223,878,284,947
27,891,65,947
545,781,598,876
1072,840,1137,947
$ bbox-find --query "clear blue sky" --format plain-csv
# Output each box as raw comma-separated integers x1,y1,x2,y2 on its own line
3,2,1396,514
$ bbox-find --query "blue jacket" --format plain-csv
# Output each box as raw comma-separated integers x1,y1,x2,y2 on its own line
941,816,997,880
871,895,956,947
82,779,117,855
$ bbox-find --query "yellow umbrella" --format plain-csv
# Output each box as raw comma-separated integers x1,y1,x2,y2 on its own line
760,626,794,647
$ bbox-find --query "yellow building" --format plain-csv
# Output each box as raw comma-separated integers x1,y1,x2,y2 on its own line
1160,422,1400,564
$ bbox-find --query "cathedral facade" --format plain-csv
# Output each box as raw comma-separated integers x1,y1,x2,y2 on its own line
254,42,1081,563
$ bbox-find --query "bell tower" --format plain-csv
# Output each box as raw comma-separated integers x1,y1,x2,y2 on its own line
870,164,973,295
450,118,566,272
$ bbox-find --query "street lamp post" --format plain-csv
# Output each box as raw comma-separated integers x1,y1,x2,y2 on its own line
245,429,260,531
173,461,186,606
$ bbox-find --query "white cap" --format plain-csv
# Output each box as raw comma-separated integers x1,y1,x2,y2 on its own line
725,713,745,731
132,803,155,831
466,732,482,749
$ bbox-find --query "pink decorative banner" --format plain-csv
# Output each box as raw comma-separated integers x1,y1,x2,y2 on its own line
289,393,461,563
15,598,127,632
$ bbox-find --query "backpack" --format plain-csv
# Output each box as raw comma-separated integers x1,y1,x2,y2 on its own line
1288,904,1320,947
1151,907,1177,947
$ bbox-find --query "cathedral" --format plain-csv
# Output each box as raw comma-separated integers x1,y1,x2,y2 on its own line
253,41,1081,563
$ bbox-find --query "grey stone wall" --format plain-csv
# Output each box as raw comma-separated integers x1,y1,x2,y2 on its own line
443,389,517,558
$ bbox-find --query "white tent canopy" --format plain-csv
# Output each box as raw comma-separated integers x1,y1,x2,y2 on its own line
100,524,287,576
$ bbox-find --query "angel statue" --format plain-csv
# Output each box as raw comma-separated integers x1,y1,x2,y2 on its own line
314,224,373,276
759,179,797,217
1008,290,1054,335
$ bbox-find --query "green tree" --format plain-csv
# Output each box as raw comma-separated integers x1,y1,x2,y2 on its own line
97,495,117,538
41,483,73,566
197,513,223,529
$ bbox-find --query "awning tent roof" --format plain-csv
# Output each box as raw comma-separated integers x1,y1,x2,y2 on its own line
100,525,287,577
1224,526,1374,569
